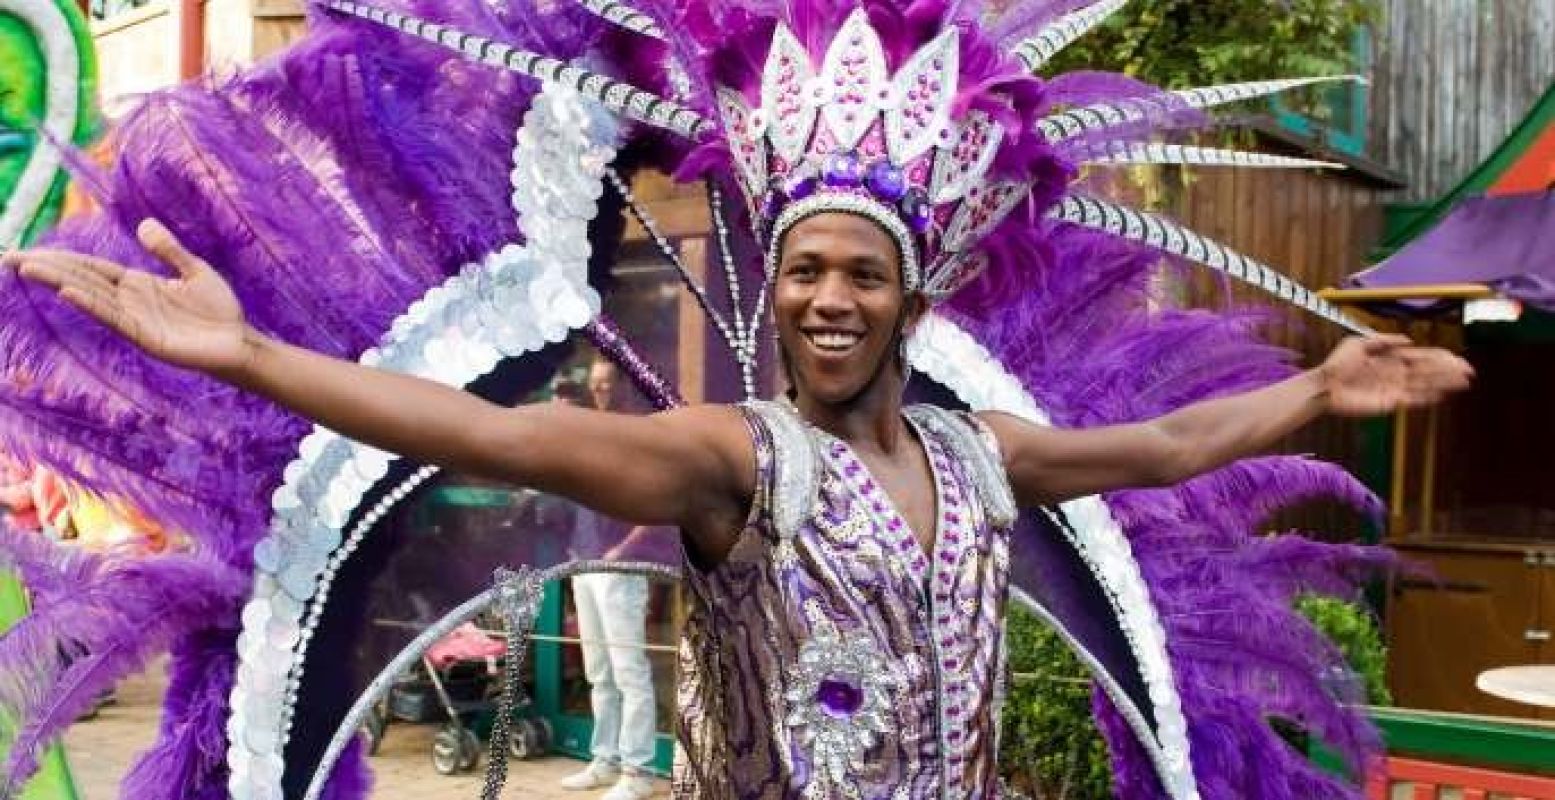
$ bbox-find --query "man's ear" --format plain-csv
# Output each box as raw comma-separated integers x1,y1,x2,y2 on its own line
902,291,929,334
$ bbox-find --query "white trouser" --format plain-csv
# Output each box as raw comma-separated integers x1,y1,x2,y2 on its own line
571,572,655,772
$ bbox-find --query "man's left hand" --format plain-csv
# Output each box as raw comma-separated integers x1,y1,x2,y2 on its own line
1321,334,1475,417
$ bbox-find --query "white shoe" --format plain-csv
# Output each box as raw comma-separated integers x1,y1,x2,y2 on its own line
600,774,659,800
558,759,621,790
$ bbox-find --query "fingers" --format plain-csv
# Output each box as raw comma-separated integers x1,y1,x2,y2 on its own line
137,218,207,279
24,248,129,285
8,250,122,298
1358,333,1412,355
1397,349,1474,406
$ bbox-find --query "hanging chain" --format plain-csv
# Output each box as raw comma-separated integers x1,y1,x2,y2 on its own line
480,567,543,800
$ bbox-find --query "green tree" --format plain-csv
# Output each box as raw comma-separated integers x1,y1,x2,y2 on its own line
1045,1,1379,89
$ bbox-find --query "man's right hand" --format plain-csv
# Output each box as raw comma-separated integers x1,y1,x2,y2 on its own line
4,218,255,378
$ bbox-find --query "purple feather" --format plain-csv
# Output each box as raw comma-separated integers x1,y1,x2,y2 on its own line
0,527,246,792
119,629,239,800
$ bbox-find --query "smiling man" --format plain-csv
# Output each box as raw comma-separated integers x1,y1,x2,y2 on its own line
2,4,1477,798
7,196,1471,795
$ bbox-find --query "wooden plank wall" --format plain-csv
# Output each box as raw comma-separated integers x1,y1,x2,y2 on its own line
1370,0,1555,201
1168,163,1387,539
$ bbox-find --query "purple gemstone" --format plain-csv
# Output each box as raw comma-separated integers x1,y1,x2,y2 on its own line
786,175,819,202
822,151,865,187
900,188,933,233
816,677,864,717
864,161,907,202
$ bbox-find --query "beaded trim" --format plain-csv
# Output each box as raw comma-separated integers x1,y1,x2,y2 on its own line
1081,142,1342,170
576,0,664,40
1036,75,1361,144
1011,0,1129,73
1049,194,1367,333
315,0,707,138
907,406,1017,530
765,192,922,292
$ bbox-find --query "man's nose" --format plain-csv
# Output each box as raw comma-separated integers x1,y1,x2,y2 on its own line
811,272,854,316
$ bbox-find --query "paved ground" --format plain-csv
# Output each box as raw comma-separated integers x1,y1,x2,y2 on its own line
62,666,670,799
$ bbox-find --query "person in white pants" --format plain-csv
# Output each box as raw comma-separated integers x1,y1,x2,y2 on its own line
560,358,658,800
561,571,657,797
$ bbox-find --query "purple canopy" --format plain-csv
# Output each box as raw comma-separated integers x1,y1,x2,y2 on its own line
1349,191,1555,312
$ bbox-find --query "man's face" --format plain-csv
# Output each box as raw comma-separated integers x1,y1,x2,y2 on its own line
587,360,619,411
773,212,920,405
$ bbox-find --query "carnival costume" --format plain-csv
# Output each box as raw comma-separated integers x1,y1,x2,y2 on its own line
0,0,1392,798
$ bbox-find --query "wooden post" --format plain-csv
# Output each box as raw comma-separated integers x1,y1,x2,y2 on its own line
1389,409,1410,539
176,0,204,79
676,238,707,405
1420,404,1440,537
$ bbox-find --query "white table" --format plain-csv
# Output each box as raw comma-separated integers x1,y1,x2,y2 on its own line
1476,665,1555,708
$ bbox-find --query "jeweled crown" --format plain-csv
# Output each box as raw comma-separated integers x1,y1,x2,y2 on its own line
717,9,1030,299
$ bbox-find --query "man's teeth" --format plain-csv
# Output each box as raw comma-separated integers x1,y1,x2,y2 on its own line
809,332,861,350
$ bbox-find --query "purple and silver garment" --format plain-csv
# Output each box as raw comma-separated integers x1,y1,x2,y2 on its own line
675,400,1017,799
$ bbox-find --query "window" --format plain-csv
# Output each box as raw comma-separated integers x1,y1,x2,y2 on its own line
1269,26,1372,157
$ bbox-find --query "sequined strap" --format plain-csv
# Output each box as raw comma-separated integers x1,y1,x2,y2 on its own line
739,400,821,539
905,405,1018,529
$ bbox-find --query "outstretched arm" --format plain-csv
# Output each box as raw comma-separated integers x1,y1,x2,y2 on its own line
4,220,755,545
978,335,1474,507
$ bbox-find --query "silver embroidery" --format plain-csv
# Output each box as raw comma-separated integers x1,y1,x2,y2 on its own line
784,619,904,787
906,405,1017,529
744,400,821,539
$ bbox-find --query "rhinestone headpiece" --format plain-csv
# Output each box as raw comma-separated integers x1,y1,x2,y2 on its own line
718,9,1029,299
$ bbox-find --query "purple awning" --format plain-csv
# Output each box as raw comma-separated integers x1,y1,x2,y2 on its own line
1349,190,1555,312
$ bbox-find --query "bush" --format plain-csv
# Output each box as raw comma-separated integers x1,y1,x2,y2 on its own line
998,596,1390,797
1294,594,1392,707
999,606,1113,799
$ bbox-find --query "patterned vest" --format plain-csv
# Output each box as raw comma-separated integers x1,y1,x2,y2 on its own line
674,401,1017,799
